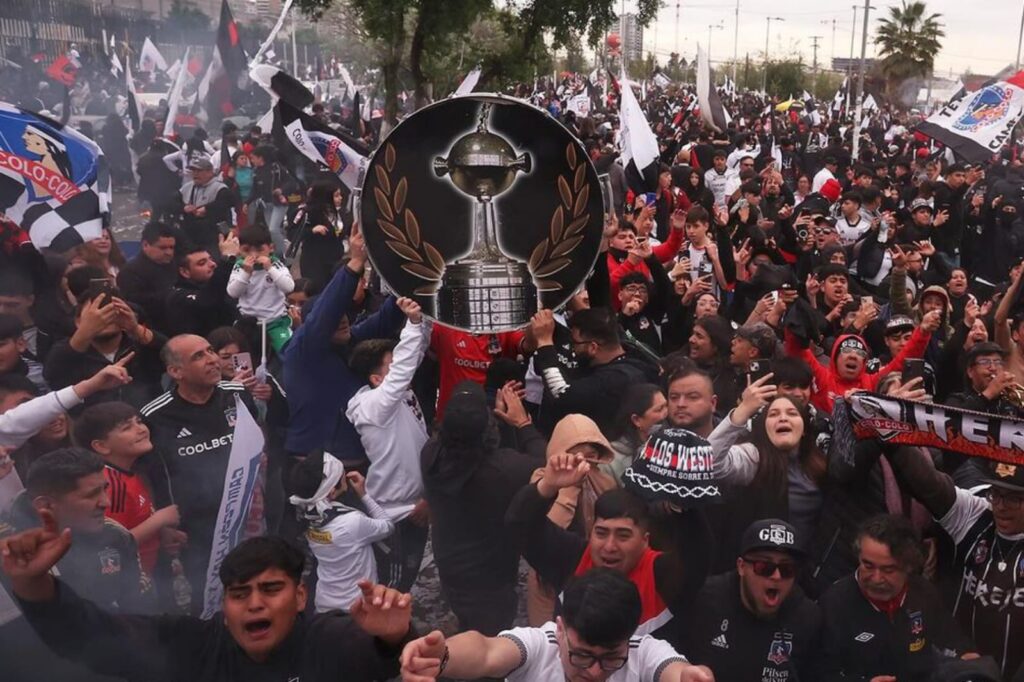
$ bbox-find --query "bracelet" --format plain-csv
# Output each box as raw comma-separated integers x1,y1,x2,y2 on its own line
438,645,450,675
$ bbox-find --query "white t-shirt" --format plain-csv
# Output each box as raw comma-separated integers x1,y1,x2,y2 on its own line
812,167,836,192
498,622,688,682
835,215,869,246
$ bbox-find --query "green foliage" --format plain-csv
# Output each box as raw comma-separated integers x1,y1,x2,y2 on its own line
165,0,210,32
874,1,944,91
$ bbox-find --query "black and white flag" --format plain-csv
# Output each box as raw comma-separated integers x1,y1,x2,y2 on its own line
275,100,368,191
0,103,110,250
696,44,730,133
619,65,660,192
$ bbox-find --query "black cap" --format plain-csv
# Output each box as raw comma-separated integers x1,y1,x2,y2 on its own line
965,341,1008,365
986,461,1024,493
885,315,915,335
740,518,805,557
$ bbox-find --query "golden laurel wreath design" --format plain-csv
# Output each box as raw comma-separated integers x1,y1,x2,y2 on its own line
374,142,446,295
527,143,591,292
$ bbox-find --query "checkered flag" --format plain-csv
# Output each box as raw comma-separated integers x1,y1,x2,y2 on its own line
0,103,110,251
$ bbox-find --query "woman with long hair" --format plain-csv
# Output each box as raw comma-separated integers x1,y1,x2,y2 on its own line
298,179,348,290
77,227,126,277
683,167,715,213
707,374,826,556
605,383,667,480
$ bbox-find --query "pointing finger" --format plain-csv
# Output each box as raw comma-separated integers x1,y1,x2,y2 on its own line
115,351,136,368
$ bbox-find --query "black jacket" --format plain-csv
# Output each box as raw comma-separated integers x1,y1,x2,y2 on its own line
165,258,237,338
16,581,403,682
681,571,822,682
43,333,167,410
819,574,974,682
117,254,180,333
532,348,659,434
420,423,546,590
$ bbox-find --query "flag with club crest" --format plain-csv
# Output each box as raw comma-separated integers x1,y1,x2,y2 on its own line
139,37,167,73
0,103,109,250
274,100,368,191
619,64,660,193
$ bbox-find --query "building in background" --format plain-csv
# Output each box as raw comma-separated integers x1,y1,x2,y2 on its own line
621,13,643,62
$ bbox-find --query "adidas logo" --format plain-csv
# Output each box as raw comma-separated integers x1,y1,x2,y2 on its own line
854,632,874,643
710,634,728,649
176,427,192,439
456,340,467,349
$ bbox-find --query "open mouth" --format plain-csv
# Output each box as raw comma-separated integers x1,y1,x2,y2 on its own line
764,587,781,606
244,619,272,639
775,424,793,434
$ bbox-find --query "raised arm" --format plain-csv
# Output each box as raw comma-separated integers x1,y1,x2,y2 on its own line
400,630,523,682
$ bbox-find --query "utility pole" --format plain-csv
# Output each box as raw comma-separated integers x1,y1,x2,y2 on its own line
763,16,784,94
708,22,724,60
732,0,740,84
810,35,823,96
675,1,681,53
847,5,858,110
852,0,874,160
1017,0,1024,70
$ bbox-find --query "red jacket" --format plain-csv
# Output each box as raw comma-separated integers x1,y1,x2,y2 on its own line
607,227,683,310
785,328,932,413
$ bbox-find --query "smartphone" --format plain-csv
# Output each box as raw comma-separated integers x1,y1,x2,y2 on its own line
902,358,927,387
217,221,232,237
90,278,114,307
747,360,772,384
643,192,658,207
861,296,874,307
698,259,715,276
231,352,253,373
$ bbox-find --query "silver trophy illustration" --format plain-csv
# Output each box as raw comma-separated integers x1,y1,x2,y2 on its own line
432,103,535,330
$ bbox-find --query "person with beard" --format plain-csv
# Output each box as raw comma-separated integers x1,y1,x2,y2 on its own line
664,364,717,438
530,308,658,434
681,519,822,681
819,514,978,682
44,287,167,410
687,315,737,418
280,226,403,468
165,241,239,339
421,381,546,634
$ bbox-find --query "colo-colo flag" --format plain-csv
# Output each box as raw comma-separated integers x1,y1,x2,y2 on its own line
275,100,368,191
917,71,1024,163
0,103,109,250
696,44,730,133
618,64,660,193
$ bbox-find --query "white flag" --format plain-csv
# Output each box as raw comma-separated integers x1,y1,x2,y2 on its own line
338,64,357,97
139,37,167,73
163,47,190,137
250,0,294,67
202,396,266,619
454,66,482,96
697,44,731,132
619,63,660,189
567,93,591,117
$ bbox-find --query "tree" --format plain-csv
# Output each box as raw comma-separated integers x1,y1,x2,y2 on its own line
874,1,944,97
165,0,210,39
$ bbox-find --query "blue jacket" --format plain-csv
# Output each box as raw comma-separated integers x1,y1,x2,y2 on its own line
282,265,403,458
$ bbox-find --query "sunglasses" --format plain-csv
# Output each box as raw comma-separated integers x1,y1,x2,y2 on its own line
742,557,797,579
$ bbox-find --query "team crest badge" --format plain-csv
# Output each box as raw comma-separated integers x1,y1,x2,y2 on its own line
974,538,989,565
953,86,1011,134
909,611,923,635
766,632,793,665
98,548,121,575
224,405,238,427
995,463,1018,479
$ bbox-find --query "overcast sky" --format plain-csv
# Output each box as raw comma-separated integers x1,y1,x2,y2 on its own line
615,0,1022,79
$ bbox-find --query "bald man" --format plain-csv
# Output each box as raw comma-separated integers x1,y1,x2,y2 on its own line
140,334,261,611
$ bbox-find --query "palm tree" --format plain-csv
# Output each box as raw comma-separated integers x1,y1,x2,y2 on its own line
874,0,945,97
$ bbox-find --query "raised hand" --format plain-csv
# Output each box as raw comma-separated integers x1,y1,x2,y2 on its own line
493,381,531,428
529,309,556,346
345,471,367,498
921,309,942,333
732,372,777,424
74,353,134,399
400,630,447,682
536,452,590,498
396,297,423,324
350,579,412,645
1,509,70,601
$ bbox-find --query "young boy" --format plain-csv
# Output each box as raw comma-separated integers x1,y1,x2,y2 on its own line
74,401,181,577
289,451,394,612
226,224,295,352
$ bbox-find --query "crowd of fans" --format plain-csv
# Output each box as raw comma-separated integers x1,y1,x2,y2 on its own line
1,58,1024,682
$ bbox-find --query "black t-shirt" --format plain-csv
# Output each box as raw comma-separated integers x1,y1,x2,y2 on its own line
681,571,821,682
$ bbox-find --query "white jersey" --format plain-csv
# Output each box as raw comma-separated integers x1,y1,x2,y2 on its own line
498,622,687,682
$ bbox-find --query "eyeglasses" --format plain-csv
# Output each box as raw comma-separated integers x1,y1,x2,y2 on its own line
622,285,649,295
973,358,1006,368
986,489,1024,509
741,557,797,579
571,338,595,348
561,631,629,672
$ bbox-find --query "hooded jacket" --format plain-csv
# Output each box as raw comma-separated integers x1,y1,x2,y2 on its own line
785,328,931,413
527,415,618,624
420,388,546,591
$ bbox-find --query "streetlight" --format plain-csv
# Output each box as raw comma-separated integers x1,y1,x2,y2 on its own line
763,16,784,94
1016,0,1024,70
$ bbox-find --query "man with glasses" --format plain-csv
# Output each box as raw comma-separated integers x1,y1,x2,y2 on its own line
681,519,822,681
948,343,1021,420
819,514,977,681
887,445,1024,680
399,568,713,682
